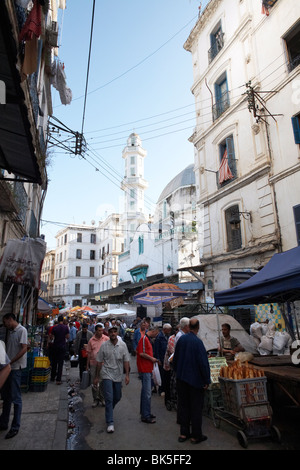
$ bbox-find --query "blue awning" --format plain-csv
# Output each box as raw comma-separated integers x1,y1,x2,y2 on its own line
214,246,300,306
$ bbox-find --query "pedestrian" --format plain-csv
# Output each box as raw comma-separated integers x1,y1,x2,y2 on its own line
0,341,11,390
87,317,95,334
50,315,69,384
174,317,190,347
154,323,172,395
86,323,109,407
132,319,149,354
93,325,130,433
74,323,93,380
68,321,77,356
0,313,28,439
173,317,210,444
136,325,159,424
163,324,179,408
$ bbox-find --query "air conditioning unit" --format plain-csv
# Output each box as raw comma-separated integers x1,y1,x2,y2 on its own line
46,21,59,48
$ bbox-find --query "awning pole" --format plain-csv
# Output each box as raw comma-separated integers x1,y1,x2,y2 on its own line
0,284,14,311
216,306,223,356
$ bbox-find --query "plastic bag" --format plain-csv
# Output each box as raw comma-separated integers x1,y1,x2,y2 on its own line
152,362,161,387
81,370,91,389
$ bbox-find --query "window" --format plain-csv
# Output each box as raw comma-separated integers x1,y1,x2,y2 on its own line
291,114,300,144
89,284,94,295
213,72,230,121
75,284,80,295
77,233,82,242
90,234,96,244
76,266,81,277
284,21,300,72
90,250,95,260
90,266,95,277
76,249,82,259
293,204,300,245
209,21,224,63
217,135,237,187
225,205,242,252
138,235,144,254
64,234,67,244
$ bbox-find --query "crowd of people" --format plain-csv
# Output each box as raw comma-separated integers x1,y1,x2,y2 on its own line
46,314,213,442
0,310,245,444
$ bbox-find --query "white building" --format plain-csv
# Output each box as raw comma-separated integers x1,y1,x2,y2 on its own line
118,164,199,284
53,224,98,308
120,133,149,250
97,214,124,293
184,0,300,299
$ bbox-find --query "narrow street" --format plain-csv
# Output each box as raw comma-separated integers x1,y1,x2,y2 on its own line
65,356,292,452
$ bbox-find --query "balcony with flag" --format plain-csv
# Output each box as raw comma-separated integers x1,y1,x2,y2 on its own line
216,137,237,188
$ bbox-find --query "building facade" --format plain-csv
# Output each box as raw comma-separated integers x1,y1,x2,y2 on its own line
184,0,300,300
0,1,66,322
40,249,55,303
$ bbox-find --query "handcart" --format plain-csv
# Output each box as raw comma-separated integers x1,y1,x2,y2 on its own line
203,357,227,425
212,376,281,448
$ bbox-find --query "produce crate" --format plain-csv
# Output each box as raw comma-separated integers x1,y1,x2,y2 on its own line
34,356,50,368
208,357,227,383
219,376,268,418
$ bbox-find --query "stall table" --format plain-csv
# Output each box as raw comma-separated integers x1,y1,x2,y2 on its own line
249,356,300,407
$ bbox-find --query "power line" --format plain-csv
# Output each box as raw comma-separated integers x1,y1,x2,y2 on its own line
81,0,96,136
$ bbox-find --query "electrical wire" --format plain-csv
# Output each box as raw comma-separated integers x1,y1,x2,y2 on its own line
81,0,96,136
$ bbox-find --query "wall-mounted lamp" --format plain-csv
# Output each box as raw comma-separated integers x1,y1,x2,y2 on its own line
229,210,252,227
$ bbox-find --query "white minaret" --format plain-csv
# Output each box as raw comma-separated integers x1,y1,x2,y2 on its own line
121,133,148,248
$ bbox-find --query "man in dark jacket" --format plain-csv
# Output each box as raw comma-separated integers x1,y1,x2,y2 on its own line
173,317,210,444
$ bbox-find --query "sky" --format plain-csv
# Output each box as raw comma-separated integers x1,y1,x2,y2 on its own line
41,0,210,250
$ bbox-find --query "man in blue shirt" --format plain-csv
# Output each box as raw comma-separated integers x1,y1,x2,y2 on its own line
173,317,210,444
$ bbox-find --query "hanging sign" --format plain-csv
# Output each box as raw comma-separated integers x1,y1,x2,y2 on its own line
0,237,46,289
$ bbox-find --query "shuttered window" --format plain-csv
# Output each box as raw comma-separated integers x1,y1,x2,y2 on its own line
293,204,300,246
291,115,300,144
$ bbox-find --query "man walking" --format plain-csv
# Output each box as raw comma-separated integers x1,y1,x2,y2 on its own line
93,325,130,433
50,315,69,384
0,313,28,439
136,325,159,424
86,323,109,407
173,317,210,444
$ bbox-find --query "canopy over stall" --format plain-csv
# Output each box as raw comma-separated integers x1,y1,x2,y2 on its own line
97,308,136,318
214,246,300,307
133,283,187,305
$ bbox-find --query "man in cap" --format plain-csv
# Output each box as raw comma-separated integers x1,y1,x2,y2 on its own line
93,325,130,433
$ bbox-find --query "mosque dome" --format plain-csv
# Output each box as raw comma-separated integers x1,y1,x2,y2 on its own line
157,164,195,203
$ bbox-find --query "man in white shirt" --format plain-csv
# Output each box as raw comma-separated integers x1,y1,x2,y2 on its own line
0,313,28,439
93,326,130,433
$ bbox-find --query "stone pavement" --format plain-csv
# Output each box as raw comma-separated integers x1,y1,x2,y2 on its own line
0,362,71,451
0,355,298,452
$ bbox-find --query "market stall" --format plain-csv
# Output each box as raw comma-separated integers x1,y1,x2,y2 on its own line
213,246,300,420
